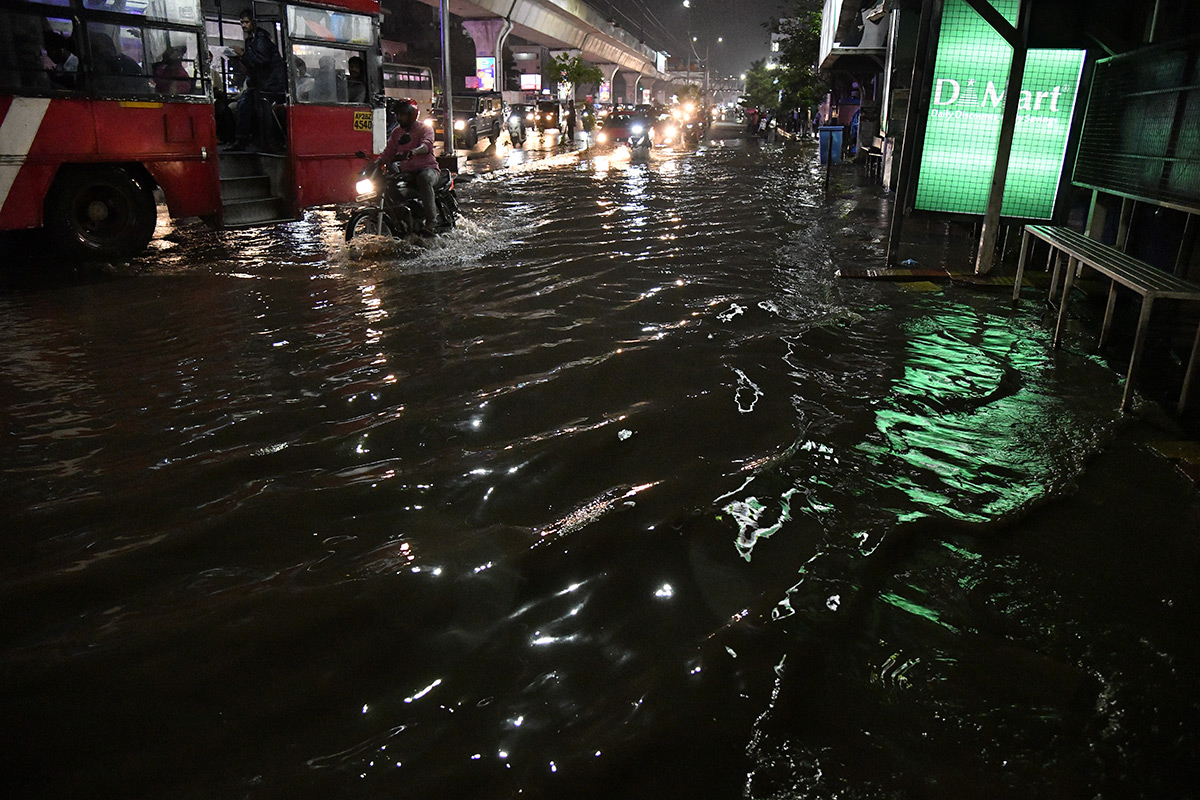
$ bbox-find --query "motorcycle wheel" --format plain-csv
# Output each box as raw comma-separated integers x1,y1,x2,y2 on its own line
344,208,398,242
438,193,458,229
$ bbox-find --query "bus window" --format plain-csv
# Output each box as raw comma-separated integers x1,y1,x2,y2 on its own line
0,9,53,91
382,63,432,112
86,23,155,96
287,7,372,45
147,32,203,96
292,44,366,104
83,0,203,25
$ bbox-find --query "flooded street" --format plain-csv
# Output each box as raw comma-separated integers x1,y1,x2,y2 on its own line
3,124,1199,799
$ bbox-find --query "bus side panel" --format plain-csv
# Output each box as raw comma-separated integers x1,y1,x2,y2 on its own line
1,97,98,229
146,159,221,220
91,102,221,218
288,105,374,209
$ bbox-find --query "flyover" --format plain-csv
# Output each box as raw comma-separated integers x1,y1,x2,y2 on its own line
409,0,676,92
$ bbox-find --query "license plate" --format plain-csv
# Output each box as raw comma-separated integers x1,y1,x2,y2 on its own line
353,111,373,132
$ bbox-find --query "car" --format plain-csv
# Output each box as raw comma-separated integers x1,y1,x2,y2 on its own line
595,112,653,148
535,100,560,131
431,91,503,148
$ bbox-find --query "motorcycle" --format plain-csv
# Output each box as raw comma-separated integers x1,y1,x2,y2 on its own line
505,105,527,145
344,140,459,242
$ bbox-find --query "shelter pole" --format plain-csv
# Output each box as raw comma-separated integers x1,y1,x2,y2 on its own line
440,0,454,156
972,0,1030,275
885,0,938,267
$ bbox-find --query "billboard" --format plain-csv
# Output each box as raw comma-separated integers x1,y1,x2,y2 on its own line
914,0,1085,218
475,56,496,91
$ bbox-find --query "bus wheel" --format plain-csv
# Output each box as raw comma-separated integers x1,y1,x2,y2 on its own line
345,208,398,241
45,166,156,259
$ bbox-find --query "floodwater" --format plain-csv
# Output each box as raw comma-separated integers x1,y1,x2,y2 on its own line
3,125,1199,800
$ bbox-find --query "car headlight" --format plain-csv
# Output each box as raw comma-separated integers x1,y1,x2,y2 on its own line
454,120,466,131
526,112,535,121
355,177,376,196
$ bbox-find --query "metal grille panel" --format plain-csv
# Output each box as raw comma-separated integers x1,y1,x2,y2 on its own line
1074,38,1200,213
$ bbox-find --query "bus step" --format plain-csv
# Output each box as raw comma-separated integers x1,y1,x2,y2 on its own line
220,175,273,202
221,197,292,228
217,151,279,180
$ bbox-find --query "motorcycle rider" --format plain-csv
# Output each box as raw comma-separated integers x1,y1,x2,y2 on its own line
376,99,440,236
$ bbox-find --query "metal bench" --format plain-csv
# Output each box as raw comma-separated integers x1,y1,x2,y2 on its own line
1013,223,1200,413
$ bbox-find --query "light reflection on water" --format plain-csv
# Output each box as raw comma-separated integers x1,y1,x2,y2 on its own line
2,136,1199,800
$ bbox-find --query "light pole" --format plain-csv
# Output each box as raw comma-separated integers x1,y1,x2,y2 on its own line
682,2,720,104
690,35,722,100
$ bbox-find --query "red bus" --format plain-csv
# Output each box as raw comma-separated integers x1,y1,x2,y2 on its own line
0,0,384,259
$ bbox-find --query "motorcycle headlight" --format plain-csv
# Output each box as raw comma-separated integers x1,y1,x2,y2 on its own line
665,125,677,138
454,120,466,131
355,177,376,196
510,114,519,124
631,124,643,135
597,132,607,143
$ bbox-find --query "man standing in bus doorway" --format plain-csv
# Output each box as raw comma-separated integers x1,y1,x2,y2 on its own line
376,101,440,237
226,9,286,150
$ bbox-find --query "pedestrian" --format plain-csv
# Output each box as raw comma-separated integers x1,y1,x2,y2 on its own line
225,9,286,150
566,99,576,144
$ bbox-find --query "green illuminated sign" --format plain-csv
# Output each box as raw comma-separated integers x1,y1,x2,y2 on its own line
914,0,1085,218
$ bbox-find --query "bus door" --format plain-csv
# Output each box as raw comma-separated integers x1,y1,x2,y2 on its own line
281,1,380,212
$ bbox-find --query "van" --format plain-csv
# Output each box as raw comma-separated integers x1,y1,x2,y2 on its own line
431,91,503,148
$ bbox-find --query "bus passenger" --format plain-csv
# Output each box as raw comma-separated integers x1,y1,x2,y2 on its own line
294,58,314,101
89,32,147,94
347,55,366,103
226,9,286,150
310,55,337,102
45,32,78,88
153,45,192,94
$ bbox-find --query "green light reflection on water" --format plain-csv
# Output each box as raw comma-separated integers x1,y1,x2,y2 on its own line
855,302,1061,524
880,591,961,633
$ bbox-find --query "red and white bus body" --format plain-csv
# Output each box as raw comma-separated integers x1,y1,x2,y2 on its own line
0,0,383,258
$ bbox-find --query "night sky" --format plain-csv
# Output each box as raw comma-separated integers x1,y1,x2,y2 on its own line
596,0,792,77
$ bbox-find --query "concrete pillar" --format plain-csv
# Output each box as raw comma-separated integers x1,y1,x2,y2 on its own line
617,70,641,106
595,63,620,106
462,18,513,92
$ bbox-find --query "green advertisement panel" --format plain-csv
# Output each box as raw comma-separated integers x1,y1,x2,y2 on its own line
914,0,1085,218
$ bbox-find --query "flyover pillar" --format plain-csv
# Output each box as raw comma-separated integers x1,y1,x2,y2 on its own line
617,70,642,106
462,18,513,91
595,63,620,106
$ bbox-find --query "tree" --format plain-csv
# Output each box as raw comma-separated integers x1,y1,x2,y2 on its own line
740,59,779,112
770,10,825,113
549,53,603,101
676,82,702,107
